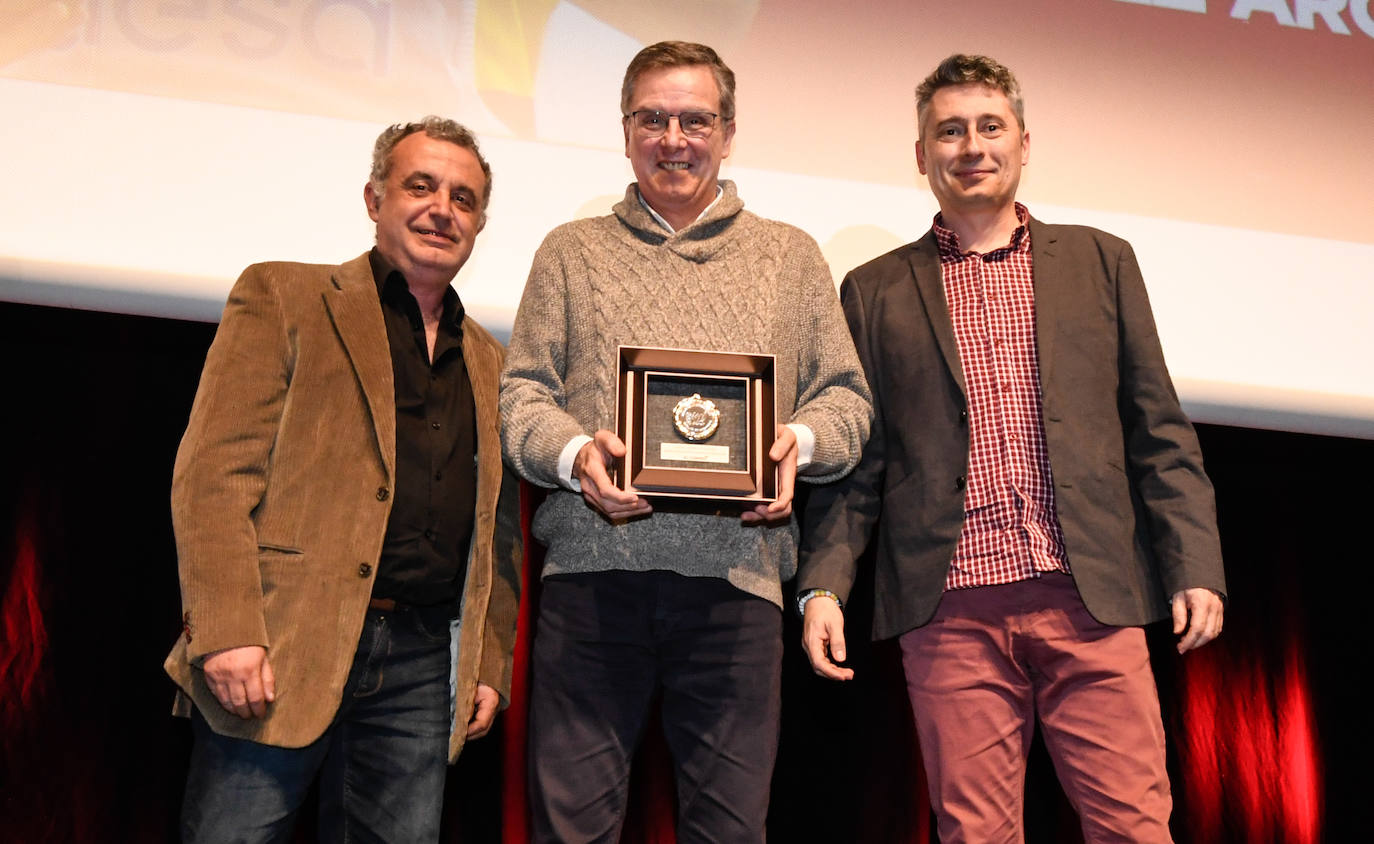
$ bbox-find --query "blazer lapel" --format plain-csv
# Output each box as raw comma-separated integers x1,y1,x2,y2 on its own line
1029,218,1061,388
462,321,501,512
906,232,967,397
324,253,395,479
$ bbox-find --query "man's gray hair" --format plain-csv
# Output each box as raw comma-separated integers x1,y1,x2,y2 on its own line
369,116,492,224
621,41,737,121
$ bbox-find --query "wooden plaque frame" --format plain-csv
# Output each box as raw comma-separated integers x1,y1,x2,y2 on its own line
614,345,777,505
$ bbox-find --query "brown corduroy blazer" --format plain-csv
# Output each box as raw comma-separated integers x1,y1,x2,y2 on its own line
163,253,521,761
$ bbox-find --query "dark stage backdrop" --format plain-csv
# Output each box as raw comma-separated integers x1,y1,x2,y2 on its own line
2,301,1364,843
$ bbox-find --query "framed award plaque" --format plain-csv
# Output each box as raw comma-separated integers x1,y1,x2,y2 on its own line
613,346,777,505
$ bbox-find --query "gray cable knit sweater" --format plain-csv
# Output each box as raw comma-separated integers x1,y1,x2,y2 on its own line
500,181,872,607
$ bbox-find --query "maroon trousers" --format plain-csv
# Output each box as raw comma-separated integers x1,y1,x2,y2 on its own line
899,574,1173,844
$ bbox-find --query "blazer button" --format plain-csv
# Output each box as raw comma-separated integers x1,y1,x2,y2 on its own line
958,409,968,424
358,563,373,578
955,475,967,490
376,486,389,501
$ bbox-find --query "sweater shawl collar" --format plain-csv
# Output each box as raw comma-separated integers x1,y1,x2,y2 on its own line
613,180,745,263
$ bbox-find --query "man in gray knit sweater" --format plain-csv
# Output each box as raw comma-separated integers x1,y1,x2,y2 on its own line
500,41,872,843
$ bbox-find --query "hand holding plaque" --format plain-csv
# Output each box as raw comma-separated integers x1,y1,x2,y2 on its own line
574,430,653,520
741,424,797,525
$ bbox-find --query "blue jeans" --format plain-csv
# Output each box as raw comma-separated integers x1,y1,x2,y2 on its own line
181,605,454,844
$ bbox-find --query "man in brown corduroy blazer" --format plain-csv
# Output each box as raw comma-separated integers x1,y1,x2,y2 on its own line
164,117,521,842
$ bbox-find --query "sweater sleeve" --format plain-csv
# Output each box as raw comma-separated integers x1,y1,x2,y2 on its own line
786,229,874,483
500,232,593,488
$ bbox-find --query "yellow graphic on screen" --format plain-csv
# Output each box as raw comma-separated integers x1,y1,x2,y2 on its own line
472,0,759,138
473,0,560,139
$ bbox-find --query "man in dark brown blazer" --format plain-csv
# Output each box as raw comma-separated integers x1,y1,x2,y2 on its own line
798,56,1226,843
164,117,520,842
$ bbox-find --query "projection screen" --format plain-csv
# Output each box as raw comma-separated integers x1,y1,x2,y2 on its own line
2,0,1372,437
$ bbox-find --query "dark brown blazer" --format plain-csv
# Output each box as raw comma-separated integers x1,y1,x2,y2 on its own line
799,219,1226,640
163,253,521,760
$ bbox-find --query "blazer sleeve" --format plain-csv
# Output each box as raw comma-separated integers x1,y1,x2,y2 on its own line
798,271,886,602
1114,243,1227,599
171,264,291,662
478,447,524,704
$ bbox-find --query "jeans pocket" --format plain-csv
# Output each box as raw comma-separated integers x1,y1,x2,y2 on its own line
409,607,456,643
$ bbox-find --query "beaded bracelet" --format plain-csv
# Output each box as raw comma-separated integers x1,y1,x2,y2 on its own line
796,588,843,618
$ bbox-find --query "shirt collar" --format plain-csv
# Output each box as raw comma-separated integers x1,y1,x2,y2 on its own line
934,202,1031,259
637,184,725,234
369,248,465,332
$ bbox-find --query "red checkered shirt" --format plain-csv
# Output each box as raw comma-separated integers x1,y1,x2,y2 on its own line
936,204,1070,590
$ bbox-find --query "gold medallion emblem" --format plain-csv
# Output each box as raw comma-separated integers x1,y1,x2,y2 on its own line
672,393,720,441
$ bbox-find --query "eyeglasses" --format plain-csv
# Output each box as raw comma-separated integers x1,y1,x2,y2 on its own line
624,110,723,139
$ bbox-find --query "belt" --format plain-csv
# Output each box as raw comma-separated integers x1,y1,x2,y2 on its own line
367,597,457,623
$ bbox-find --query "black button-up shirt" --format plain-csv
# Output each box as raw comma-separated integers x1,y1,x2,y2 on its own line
369,250,477,607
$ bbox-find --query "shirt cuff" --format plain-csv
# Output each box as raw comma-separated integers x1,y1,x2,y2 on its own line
557,434,594,491
786,423,815,469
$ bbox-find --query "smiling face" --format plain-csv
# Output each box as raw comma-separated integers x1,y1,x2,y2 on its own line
624,64,735,231
916,83,1029,222
364,132,487,290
